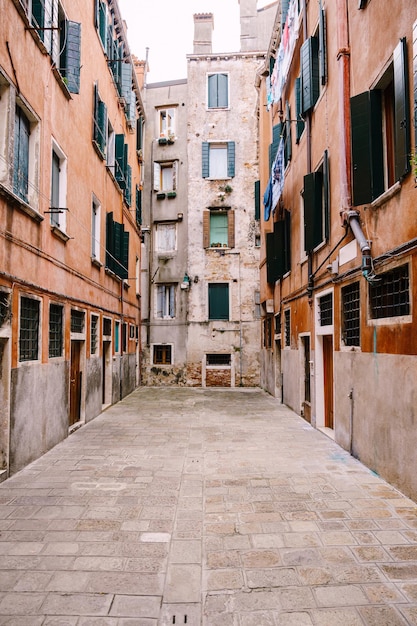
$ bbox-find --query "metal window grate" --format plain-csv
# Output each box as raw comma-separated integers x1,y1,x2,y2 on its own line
207,353,231,366
284,309,290,347
71,309,85,333
20,297,40,362
319,293,333,326
91,315,98,355
369,264,410,319
49,303,63,358
0,292,10,328
342,282,360,346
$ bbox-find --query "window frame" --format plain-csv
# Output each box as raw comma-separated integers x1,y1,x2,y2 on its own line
49,302,64,359
156,284,176,319
153,343,173,365
153,161,177,192
19,294,41,363
207,72,230,109
90,313,99,356
208,283,230,321
91,196,101,262
202,142,235,179
50,140,68,232
157,106,176,139
155,222,177,253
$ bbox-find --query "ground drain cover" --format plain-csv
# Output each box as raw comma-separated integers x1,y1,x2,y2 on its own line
159,603,201,625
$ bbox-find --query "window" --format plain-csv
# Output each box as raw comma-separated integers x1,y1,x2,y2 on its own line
49,303,63,358
319,293,333,326
91,314,99,355
14,106,30,203
50,143,67,231
107,120,115,170
157,107,176,138
106,212,129,279
284,309,291,347
295,77,306,142
156,223,176,253
342,282,360,346
0,292,10,328
93,83,107,157
208,283,229,320
254,180,260,221
265,210,291,283
115,320,120,353
95,0,108,49
207,354,231,366
91,197,101,261
122,322,127,352
71,309,85,334
254,291,261,319
263,316,273,348
136,185,142,227
103,317,112,337
156,284,176,319
369,264,410,320
153,344,172,365
19,296,40,362
115,134,132,205
350,38,410,205
300,1,326,115
207,73,229,108
202,142,235,179
203,210,235,248
303,151,329,252
153,161,177,192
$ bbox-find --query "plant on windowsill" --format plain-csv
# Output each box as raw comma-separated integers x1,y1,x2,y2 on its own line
410,151,417,186
167,132,175,144
167,191,176,199
156,192,166,200
158,137,168,145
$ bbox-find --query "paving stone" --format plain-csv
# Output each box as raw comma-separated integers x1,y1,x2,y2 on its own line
314,584,369,607
109,595,161,618
164,564,201,602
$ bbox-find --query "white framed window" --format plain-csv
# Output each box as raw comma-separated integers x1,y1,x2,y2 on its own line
202,142,235,179
90,313,99,356
156,284,176,319
91,196,101,261
156,223,177,253
153,161,177,192
50,140,67,231
157,107,176,138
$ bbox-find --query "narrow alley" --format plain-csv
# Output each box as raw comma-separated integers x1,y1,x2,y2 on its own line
0,387,416,625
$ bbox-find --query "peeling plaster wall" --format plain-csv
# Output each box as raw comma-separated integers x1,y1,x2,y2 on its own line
85,357,102,423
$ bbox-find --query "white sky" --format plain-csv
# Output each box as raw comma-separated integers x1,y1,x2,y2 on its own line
118,0,271,83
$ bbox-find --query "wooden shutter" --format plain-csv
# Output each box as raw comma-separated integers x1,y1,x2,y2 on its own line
137,115,144,151
269,123,282,169
208,74,228,107
208,284,229,320
99,0,107,47
414,21,417,150
284,210,291,274
61,21,81,94
31,0,45,38
121,230,129,279
13,107,29,202
393,37,411,181
350,90,383,205
136,186,142,226
319,2,327,86
304,172,323,252
202,142,209,178
115,134,126,189
98,99,107,155
266,231,279,284
124,163,132,206
300,37,319,114
203,211,210,248
106,212,115,272
323,150,330,241
254,180,260,220
295,77,305,142
285,101,292,164
121,62,132,103
153,162,161,191
227,142,235,178
228,210,235,248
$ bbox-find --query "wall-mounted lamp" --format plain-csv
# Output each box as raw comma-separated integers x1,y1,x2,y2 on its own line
180,273,191,290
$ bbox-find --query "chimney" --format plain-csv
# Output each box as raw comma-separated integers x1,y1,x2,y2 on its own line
193,13,214,54
239,0,258,51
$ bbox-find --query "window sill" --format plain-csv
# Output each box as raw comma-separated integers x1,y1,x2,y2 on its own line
370,181,401,209
91,257,102,268
51,225,70,243
51,66,72,100
0,184,43,222
93,140,106,161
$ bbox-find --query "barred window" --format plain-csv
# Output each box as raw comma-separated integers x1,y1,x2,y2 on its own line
284,309,291,347
319,293,333,326
20,296,40,362
342,282,360,346
0,292,10,328
71,309,85,333
49,303,63,358
207,353,231,366
369,264,410,319
91,314,99,355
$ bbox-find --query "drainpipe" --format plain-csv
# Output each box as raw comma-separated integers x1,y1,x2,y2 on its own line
345,210,372,277
337,0,352,216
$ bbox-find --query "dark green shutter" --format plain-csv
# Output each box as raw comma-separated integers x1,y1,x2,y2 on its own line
124,163,132,206
319,2,327,86
114,221,122,276
300,37,319,114
31,0,45,40
295,77,305,142
202,142,209,178
304,172,323,252
106,212,115,272
209,284,229,320
323,150,330,241
60,21,81,94
14,108,29,202
393,37,411,181
414,22,417,151
208,74,228,107
121,231,129,280
115,134,126,188
98,99,107,155
274,220,286,279
254,180,260,221
227,142,235,177
285,101,292,164
136,186,142,226
137,115,143,151
269,123,282,169
284,210,291,274
120,62,132,103
99,0,107,47
350,90,384,205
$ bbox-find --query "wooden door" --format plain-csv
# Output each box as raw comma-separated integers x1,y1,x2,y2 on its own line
70,341,82,426
323,335,334,429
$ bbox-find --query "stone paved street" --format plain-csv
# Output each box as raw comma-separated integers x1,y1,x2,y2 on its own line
0,387,417,625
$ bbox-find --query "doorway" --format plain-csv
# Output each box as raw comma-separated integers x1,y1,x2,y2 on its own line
70,341,82,426
102,340,112,408
323,335,334,429
0,339,10,477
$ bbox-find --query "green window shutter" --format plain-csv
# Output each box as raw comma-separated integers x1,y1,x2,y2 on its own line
121,230,129,280
106,212,115,272
60,21,81,94
285,101,292,164
266,232,276,284
202,142,209,178
350,90,384,205
120,62,132,103
319,2,327,86
137,115,143,151
254,180,260,220
281,0,290,27
393,37,411,181
31,0,45,40
323,150,330,241
99,0,107,48
97,99,107,156
115,134,126,188
124,163,132,206
113,221,122,276
208,284,229,320
269,123,282,169
208,73,228,107
14,107,30,202
284,209,291,274
136,186,142,226
295,77,305,142
227,142,235,177
269,56,275,76
300,37,319,114
304,171,323,252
